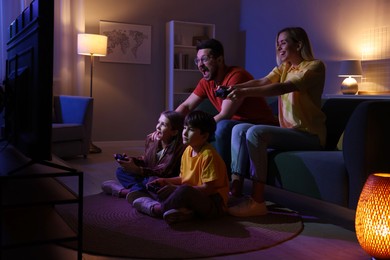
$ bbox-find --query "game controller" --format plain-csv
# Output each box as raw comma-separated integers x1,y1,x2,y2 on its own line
147,183,161,193
114,153,128,161
215,86,231,99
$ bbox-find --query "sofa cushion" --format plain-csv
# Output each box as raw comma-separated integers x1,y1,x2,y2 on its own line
269,151,348,207
336,132,344,150
342,100,390,208
54,96,92,124
322,98,369,150
52,123,85,142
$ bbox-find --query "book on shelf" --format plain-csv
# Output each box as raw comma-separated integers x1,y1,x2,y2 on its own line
174,53,190,70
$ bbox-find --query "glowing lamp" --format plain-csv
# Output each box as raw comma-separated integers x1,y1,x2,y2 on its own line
77,33,108,154
338,60,362,95
77,33,108,97
355,173,390,259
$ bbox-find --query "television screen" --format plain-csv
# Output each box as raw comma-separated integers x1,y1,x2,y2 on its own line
4,0,54,163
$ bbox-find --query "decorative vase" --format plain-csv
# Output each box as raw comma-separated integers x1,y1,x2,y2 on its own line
340,77,358,95
355,173,390,259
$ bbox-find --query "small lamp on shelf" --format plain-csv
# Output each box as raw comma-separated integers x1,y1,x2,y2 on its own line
77,33,108,153
338,60,362,95
355,173,390,259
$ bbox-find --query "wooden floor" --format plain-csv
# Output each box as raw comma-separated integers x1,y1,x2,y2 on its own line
59,141,369,260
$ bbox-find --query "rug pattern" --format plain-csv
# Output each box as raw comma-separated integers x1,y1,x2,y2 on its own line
56,193,303,259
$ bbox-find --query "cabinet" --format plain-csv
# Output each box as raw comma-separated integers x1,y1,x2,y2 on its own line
0,146,83,259
165,20,215,110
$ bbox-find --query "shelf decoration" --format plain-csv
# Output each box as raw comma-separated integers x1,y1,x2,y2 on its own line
100,21,151,64
192,35,209,46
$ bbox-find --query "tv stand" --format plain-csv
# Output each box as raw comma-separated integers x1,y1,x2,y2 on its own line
6,158,78,176
0,141,77,175
0,144,83,259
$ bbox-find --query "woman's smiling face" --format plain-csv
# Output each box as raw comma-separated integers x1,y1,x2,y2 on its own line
277,31,301,64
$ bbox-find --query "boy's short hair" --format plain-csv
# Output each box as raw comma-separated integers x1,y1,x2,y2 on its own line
184,111,216,141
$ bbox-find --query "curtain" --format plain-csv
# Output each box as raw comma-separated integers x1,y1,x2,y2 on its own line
54,0,85,96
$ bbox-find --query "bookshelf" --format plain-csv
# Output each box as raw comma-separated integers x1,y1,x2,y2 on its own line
165,20,215,110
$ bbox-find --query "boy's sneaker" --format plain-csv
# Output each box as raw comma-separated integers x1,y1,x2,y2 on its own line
101,180,124,197
163,208,194,224
133,197,159,217
126,190,150,204
228,197,268,217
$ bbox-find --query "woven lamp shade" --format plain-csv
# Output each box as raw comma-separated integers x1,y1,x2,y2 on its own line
355,173,390,259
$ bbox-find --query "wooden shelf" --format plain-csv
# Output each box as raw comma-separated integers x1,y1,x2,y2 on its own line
1,206,77,247
0,145,83,259
1,177,78,207
1,244,77,259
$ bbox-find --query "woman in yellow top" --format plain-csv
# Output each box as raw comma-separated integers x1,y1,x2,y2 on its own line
226,27,326,217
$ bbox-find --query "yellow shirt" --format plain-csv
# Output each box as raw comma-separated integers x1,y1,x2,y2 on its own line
180,143,229,207
266,60,327,146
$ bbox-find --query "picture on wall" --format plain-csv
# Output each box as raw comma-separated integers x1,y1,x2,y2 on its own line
99,21,151,64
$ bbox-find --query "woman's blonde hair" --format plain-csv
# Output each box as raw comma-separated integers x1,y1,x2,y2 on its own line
275,27,314,65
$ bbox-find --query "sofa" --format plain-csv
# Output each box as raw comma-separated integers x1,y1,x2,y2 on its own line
52,95,93,158
267,98,390,210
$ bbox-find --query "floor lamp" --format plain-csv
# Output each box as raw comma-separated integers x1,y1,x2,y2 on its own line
77,33,108,153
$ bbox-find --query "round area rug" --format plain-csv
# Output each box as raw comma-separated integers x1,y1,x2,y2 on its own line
56,193,303,259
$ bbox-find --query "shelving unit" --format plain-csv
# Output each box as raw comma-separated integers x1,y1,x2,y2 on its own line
0,146,83,259
166,20,215,110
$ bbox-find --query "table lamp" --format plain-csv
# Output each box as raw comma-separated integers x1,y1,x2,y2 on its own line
338,60,362,95
355,173,390,259
77,33,108,153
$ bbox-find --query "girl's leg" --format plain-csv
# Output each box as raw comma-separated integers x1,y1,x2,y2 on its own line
116,167,145,190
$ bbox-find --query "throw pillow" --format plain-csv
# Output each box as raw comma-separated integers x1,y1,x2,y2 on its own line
337,132,344,150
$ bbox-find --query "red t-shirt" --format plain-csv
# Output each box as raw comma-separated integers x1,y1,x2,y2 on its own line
193,66,277,124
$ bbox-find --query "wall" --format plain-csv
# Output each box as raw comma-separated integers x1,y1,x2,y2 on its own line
240,0,390,95
1,0,389,142
84,0,242,141
85,0,390,141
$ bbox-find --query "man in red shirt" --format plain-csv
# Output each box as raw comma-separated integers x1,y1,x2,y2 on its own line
176,39,277,178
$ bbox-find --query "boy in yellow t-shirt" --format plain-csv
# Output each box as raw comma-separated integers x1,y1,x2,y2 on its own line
132,110,229,224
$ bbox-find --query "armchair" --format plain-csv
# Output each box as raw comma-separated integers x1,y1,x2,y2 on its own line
52,95,93,158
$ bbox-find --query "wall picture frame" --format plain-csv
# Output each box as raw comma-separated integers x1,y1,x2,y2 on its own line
99,21,151,64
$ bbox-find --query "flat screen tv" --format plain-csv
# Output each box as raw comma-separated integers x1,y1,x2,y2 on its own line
4,0,54,172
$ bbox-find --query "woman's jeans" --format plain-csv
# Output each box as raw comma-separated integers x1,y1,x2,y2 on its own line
231,124,322,182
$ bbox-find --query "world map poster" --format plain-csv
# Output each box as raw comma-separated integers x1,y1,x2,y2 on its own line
99,21,151,64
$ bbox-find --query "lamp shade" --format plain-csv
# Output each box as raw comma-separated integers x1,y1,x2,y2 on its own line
77,33,108,56
355,173,390,259
338,60,363,77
